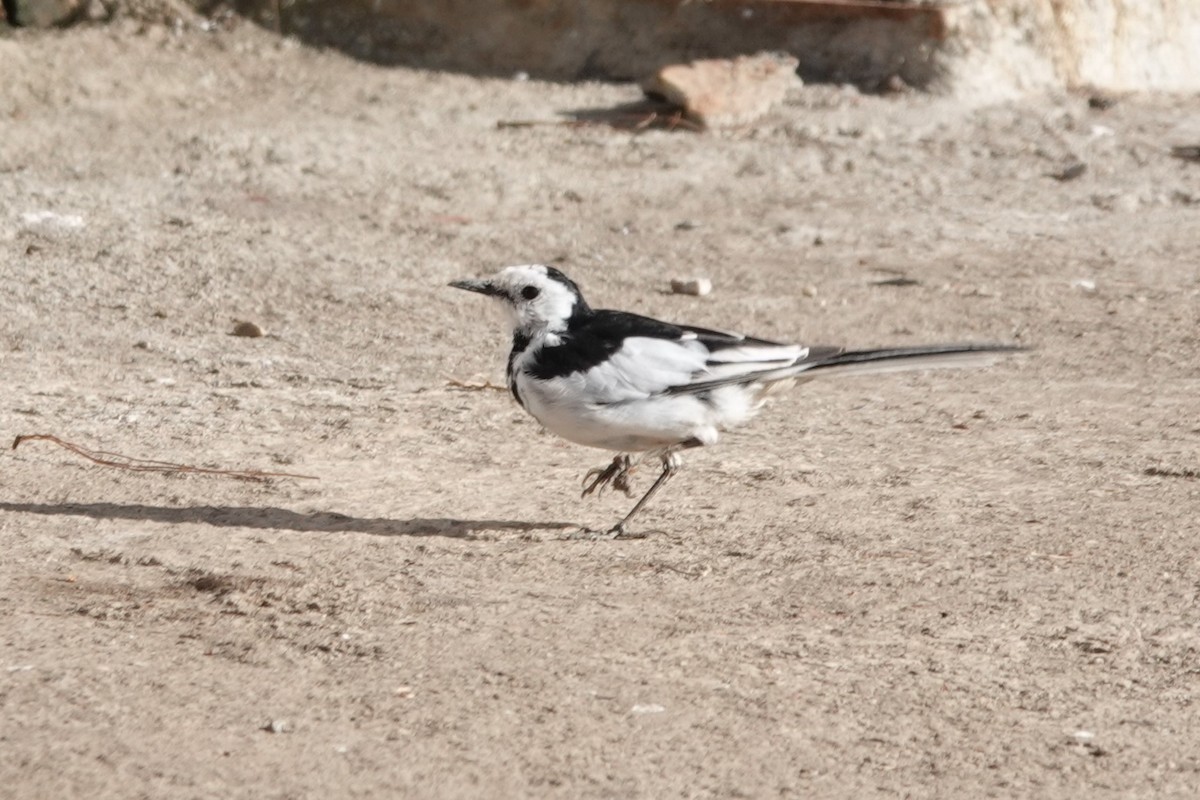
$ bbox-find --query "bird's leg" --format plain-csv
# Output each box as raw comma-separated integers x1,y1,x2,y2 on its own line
581,454,635,498
605,451,681,538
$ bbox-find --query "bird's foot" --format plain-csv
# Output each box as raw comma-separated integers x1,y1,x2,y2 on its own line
605,522,649,540
581,455,636,499
563,523,648,541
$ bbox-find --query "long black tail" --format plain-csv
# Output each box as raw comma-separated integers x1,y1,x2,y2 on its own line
795,343,1027,380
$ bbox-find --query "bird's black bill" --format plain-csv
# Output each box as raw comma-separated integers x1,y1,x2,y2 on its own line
449,278,504,297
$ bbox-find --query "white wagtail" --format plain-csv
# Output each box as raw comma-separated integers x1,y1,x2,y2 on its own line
451,265,1023,538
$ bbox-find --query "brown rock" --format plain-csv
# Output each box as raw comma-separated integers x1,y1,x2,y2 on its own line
641,52,801,129
231,321,265,338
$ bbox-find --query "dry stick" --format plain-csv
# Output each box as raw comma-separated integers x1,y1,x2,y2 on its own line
496,111,702,133
12,434,319,482
495,119,585,129
446,378,507,392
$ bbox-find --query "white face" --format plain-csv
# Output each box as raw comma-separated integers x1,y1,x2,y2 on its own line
450,264,583,335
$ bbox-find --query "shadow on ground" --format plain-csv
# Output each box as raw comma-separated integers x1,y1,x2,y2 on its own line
0,502,574,539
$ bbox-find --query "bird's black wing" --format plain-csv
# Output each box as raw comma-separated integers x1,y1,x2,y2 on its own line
525,309,689,381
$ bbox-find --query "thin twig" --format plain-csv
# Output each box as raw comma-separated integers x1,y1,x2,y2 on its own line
447,379,508,392
495,119,585,130
12,434,318,482
631,110,704,133
496,109,703,134
1145,465,1199,480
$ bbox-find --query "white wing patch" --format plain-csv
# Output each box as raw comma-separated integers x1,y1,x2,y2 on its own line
565,337,811,401
580,336,710,403
697,343,806,383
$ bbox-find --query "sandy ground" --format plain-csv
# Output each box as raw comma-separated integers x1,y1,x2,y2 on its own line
2,16,1199,799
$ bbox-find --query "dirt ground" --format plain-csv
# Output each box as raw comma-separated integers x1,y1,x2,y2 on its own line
2,15,1199,799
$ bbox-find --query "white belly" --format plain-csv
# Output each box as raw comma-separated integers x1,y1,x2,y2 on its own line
514,370,761,453
508,332,770,452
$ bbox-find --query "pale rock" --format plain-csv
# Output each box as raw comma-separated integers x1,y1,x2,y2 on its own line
669,277,712,297
641,53,800,129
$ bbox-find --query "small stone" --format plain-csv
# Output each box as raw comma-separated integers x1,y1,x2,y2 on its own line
1049,162,1087,182
669,277,712,297
641,52,800,129
1091,192,1140,213
20,210,85,234
83,0,109,21
801,285,818,298
1071,278,1097,293
262,719,288,734
630,703,666,715
231,321,265,338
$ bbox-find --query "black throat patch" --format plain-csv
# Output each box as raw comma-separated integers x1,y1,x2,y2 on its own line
506,330,531,408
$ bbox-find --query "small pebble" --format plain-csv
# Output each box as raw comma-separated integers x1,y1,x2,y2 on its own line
669,277,712,296
631,703,666,715
263,719,288,734
20,210,85,234
231,321,265,338
1050,162,1087,182
84,0,110,21
801,285,818,298
1092,192,1140,213
1071,278,1097,293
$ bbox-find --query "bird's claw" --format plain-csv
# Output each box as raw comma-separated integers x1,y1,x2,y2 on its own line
605,522,647,539
563,523,648,541
580,455,636,498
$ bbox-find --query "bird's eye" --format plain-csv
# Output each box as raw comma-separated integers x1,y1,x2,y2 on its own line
521,286,540,300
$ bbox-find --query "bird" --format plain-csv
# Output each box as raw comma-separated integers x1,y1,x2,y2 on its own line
450,264,1023,538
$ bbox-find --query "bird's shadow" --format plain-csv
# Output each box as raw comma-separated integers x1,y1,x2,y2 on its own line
0,501,574,540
